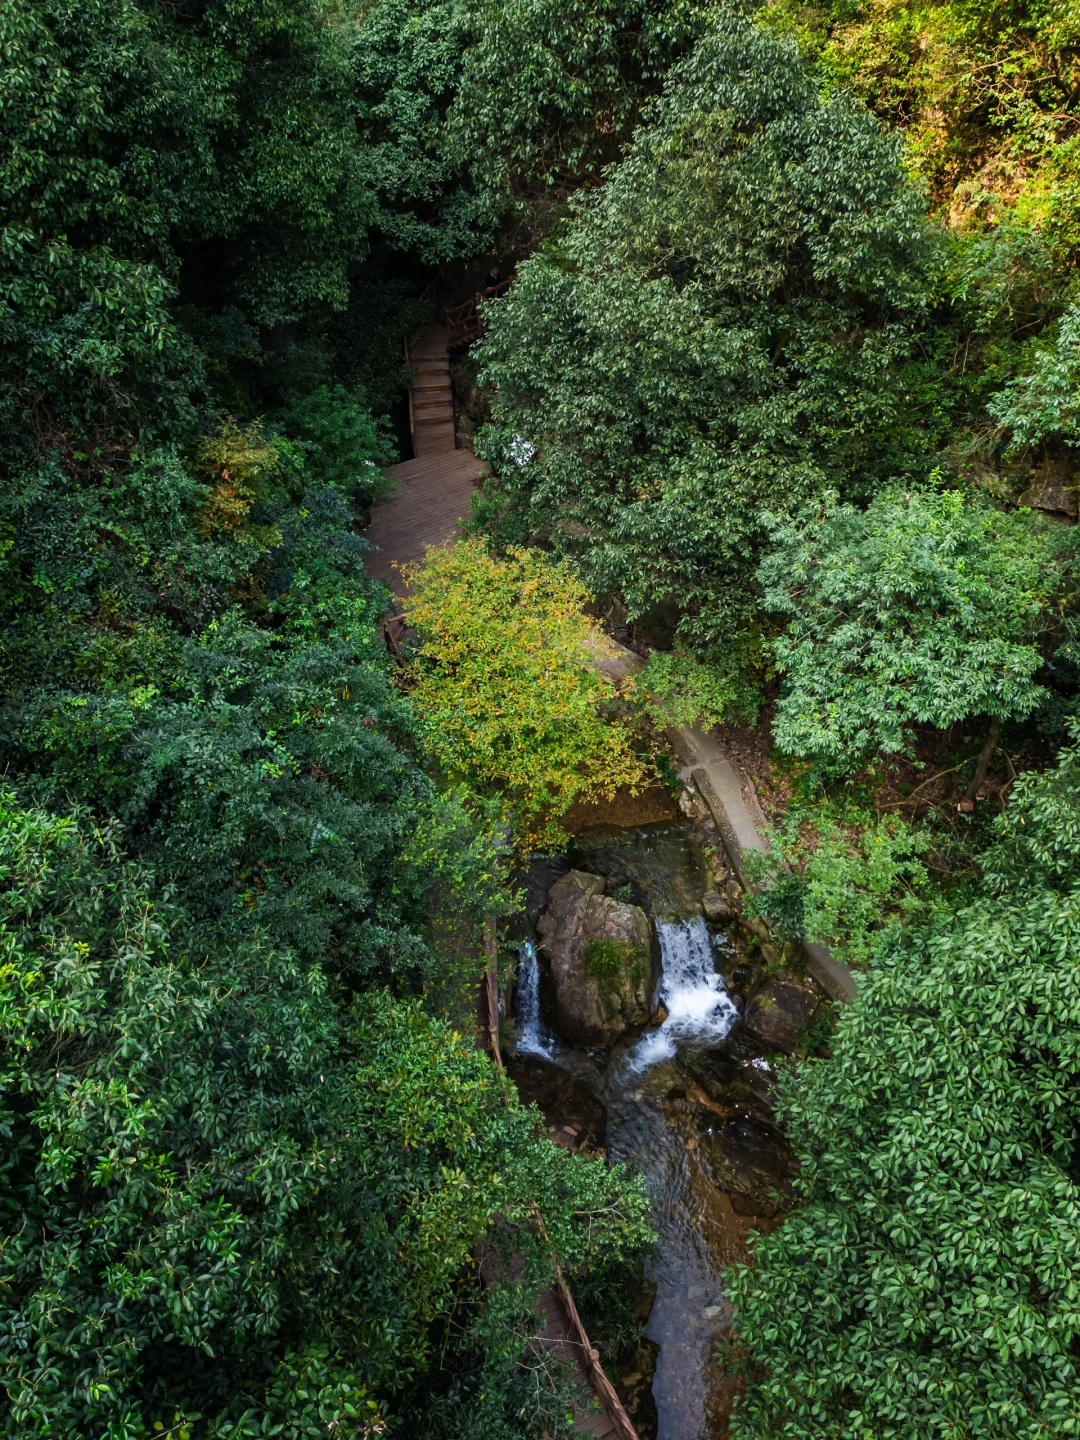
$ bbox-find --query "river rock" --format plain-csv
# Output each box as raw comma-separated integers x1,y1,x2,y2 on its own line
506,1054,607,1152
742,976,823,1055
701,1116,798,1216
701,889,731,923
537,870,655,1047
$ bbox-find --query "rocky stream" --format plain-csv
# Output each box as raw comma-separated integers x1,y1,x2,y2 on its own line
507,816,825,1440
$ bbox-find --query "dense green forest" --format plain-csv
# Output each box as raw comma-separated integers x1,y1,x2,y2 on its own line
2,0,1079,1435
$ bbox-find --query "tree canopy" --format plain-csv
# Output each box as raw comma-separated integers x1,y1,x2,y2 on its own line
760,486,1076,767
6,0,1080,1431
728,726,1080,1439
403,540,648,845
474,8,932,651
0,797,650,1437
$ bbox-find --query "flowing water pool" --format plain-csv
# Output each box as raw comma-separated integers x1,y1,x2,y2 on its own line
514,824,783,1440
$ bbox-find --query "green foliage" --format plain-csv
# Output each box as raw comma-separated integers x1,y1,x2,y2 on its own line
0,797,651,1437
276,385,396,494
761,485,1074,767
1,0,665,1430
0,435,510,990
728,729,1080,1438
351,0,503,261
451,0,704,205
746,804,934,966
350,0,704,253
583,936,649,982
475,9,933,649
1,0,369,455
403,540,650,846
634,649,763,731
763,0,1080,252
989,300,1080,452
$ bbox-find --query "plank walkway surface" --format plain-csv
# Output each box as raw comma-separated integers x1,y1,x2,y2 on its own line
405,323,457,457
534,1285,626,1438
364,447,484,596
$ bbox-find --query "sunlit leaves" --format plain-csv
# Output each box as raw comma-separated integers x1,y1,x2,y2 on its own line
403,540,649,846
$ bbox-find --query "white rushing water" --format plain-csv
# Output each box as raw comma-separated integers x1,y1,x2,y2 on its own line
515,940,558,1058
630,917,738,1070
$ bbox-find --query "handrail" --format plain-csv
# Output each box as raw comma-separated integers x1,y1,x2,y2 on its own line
445,278,514,348
403,334,414,441
532,1208,639,1440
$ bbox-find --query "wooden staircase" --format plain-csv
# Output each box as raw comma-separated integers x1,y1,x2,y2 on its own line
405,324,456,456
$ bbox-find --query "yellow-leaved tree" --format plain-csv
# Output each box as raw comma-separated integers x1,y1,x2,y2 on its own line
403,540,649,846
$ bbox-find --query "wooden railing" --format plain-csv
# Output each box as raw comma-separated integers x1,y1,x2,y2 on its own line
533,1209,640,1440
445,277,514,348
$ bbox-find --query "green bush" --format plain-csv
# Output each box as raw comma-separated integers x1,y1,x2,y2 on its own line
728,728,1080,1438
475,8,932,649
746,804,934,966
635,650,763,731
0,797,652,1437
277,385,396,494
583,935,649,982
761,486,1075,768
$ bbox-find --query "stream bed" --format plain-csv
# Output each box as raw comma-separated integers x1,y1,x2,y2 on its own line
511,823,793,1440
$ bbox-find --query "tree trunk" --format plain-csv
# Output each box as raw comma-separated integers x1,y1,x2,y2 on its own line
962,715,1002,805
484,916,502,1069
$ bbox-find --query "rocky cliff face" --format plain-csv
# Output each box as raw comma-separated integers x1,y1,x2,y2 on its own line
537,870,656,1047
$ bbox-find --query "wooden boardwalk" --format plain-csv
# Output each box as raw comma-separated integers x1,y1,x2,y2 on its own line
405,323,456,457
364,322,484,600
534,1280,638,1439
365,447,484,596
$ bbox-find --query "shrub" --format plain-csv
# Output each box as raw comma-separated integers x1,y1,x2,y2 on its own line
761,486,1075,768
403,540,649,846
634,649,763,731
727,729,1080,1439
746,804,934,966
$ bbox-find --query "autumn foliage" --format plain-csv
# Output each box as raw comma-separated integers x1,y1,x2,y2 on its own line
404,540,649,845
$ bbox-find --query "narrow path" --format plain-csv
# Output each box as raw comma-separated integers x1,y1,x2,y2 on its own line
406,323,456,456
534,1282,635,1439
364,322,484,608
365,448,483,596
364,363,638,1437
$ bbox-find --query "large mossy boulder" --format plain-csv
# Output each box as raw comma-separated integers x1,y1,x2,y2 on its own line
537,870,655,1047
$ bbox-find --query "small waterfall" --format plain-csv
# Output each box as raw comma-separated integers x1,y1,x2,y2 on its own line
631,917,738,1070
515,941,557,1058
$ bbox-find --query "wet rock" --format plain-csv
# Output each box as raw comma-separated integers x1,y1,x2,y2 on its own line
724,960,761,1003
615,1338,659,1440
701,889,732,923
742,976,824,1055
701,1116,798,1215
506,1054,606,1151
537,870,656,1047
677,788,702,820
680,1047,739,1104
